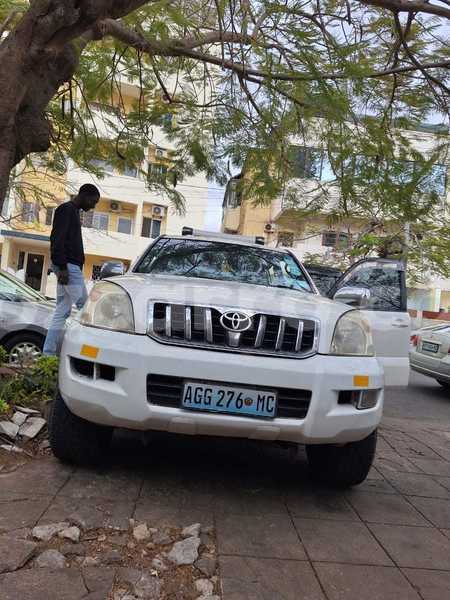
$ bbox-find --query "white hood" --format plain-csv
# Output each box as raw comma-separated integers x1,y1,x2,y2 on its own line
109,274,350,351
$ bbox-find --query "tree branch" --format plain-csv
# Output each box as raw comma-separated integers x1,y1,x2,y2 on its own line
359,0,450,20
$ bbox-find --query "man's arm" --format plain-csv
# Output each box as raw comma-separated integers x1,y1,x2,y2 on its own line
51,205,70,285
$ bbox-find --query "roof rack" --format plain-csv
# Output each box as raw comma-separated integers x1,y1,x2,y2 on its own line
181,227,265,246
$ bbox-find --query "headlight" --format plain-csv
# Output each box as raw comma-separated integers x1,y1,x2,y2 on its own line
330,310,374,356
80,281,135,333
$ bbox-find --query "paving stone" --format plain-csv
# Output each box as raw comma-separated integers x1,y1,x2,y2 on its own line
436,476,450,491
133,572,161,599
346,492,429,526
38,495,134,531
347,478,398,495
14,406,40,414
0,568,88,599
58,526,81,542
195,578,214,596
11,412,28,427
286,490,359,521
315,564,421,600
213,488,287,516
0,421,19,439
220,555,325,600
134,500,213,530
375,456,422,475
408,496,450,528
19,417,46,439
133,523,151,541
182,523,201,537
195,554,217,578
410,458,450,477
59,468,142,501
369,524,450,569
167,536,201,565
217,514,306,560
35,549,66,568
32,522,69,541
59,542,87,556
0,497,52,533
382,471,450,498
0,535,37,573
82,566,116,597
390,439,443,461
402,568,450,600
293,518,392,565
103,549,122,565
0,457,73,500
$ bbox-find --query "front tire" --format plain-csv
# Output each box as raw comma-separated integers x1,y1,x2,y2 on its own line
436,380,450,391
49,391,112,465
306,430,377,487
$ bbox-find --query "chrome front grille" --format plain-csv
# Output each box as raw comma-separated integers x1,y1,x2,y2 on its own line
148,302,319,358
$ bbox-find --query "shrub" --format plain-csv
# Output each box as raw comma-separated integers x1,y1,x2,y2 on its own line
0,398,10,416
0,356,58,411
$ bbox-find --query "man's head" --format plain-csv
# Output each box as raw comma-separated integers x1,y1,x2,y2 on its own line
76,184,100,212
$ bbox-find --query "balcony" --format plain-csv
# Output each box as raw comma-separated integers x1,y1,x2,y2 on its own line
82,227,151,261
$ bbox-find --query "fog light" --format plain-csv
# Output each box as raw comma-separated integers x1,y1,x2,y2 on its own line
338,389,379,410
356,389,379,410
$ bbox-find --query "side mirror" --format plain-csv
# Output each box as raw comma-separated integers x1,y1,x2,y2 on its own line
333,286,371,308
99,261,125,280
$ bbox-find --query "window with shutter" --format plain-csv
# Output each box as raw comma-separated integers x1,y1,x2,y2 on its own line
92,213,109,231
80,210,94,228
22,202,36,223
118,217,133,234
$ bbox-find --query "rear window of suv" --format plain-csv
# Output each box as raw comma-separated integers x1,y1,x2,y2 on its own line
135,238,313,293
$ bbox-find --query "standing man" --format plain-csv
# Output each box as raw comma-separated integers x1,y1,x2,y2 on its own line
43,184,100,355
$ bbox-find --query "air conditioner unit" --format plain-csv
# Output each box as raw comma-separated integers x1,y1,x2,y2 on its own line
110,201,121,212
152,205,166,217
264,223,276,233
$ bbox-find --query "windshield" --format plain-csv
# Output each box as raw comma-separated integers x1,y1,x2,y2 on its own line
135,238,313,293
0,271,46,303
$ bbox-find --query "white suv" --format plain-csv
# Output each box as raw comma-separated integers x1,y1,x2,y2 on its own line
49,230,410,486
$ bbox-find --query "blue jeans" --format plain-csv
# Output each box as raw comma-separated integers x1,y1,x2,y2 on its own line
43,263,87,356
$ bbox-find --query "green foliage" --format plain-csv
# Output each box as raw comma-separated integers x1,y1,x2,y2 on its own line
2,1,449,281
0,398,10,416
0,346,7,366
0,356,58,411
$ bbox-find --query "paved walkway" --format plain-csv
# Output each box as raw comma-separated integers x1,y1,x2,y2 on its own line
1,416,450,599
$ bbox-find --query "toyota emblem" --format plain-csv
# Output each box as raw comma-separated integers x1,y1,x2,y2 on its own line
220,310,252,333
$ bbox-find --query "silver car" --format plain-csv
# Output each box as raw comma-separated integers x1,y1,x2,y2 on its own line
0,270,53,364
410,323,450,390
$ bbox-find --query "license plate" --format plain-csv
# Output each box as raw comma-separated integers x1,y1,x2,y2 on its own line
422,341,439,353
181,382,277,418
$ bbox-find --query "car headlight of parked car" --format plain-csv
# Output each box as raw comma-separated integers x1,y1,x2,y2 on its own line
330,310,374,356
80,281,135,333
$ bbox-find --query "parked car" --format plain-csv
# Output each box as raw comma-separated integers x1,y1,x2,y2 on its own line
410,323,450,389
49,229,410,486
303,264,343,296
0,269,53,365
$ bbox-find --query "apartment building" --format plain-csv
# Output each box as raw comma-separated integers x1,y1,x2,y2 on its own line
222,126,450,311
0,89,210,298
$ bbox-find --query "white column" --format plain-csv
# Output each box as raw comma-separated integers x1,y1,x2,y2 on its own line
135,201,144,238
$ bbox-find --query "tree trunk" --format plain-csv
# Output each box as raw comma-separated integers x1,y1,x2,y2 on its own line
0,0,148,213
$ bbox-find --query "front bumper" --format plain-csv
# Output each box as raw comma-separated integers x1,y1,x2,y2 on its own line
59,322,384,445
410,350,450,383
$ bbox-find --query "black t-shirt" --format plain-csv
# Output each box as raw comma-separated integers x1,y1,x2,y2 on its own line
50,201,85,268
